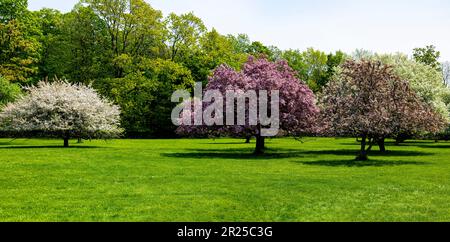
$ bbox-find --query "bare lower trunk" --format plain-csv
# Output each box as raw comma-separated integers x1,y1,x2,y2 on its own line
254,136,265,155
377,137,386,152
395,133,409,145
245,136,251,144
356,135,368,161
64,138,69,148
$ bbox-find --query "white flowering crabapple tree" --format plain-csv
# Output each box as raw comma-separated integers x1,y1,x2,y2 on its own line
0,80,123,147
176,57,320,155
320,60,446,161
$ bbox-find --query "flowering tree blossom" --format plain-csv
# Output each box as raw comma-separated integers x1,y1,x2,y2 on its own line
353,53,450,115
177,57,319,154
0,80,123,147
376,54,450,120
320,60,446,160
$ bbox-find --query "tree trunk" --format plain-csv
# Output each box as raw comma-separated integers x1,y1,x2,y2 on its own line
64,138,69,148
395,133,409,145
356,135,368,161
254,136,265,155
245,136,251,144
77,138,83,144
377,138,386,152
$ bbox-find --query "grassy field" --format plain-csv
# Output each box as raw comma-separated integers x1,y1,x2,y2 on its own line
0,137,449,222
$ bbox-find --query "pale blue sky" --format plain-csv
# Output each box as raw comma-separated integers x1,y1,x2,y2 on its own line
28,0,450,61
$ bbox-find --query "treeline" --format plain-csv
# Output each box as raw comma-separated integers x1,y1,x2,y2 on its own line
1,0,449,137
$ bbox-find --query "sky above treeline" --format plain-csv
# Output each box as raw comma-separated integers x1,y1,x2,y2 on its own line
28,0,450,61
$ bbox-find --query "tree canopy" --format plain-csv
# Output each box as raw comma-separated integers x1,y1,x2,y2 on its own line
363,53,450,122
0,0,28,23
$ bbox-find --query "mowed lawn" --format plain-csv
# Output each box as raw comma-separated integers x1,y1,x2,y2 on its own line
0,138,449,222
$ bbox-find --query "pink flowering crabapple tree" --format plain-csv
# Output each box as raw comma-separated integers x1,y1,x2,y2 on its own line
0,80,123,147
320,60,446,161
174,57,319,155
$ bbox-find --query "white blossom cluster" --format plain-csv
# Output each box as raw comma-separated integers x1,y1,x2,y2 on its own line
0,80,123,139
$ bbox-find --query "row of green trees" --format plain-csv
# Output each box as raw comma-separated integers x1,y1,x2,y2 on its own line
1,0,449,137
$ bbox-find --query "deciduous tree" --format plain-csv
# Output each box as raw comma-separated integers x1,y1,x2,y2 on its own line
375,54,450,143
184,29,247,85
165,12,206,62
413,45,441,71
0,19,40,84
321,60,445,160
0,80,122,147
84,0,164,77
177,57,319,154
0,76,21,107
96,59,195,137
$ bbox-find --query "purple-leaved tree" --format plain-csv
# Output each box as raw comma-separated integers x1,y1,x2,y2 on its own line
176,57,319,154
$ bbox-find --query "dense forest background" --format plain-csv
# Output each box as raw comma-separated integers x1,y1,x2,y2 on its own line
1,0,448,137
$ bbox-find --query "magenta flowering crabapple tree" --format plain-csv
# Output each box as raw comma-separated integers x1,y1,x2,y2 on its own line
176,57,320,155
0,80,123,147
320,60,446,161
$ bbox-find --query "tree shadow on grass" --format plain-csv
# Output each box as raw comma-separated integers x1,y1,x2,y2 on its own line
163,151,306,160
162,148,432,161
340,140,450,149
0,142,16,146
415,144,450,149
296,159,429,167
201,142,254,145
339,140,437,146
298,149,433,157
0,146,105,149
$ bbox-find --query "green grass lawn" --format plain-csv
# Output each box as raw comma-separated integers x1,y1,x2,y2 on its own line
0,137,449,222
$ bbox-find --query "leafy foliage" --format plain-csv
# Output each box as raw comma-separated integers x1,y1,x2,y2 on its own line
182,29,247,85
0,19,40,83
165,12,206,62
0,0,28,23
96,59,194,137
84,0,165,77
413,45,441,71
282,48,345,92
55,4,111,82
0,75,21,107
